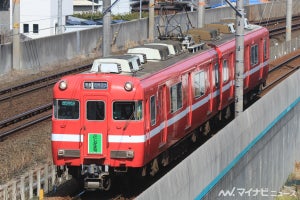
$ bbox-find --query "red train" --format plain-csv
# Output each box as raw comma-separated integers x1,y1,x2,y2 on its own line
51,22,269,190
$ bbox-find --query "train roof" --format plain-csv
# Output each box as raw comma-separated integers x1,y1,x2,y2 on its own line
85,23,268,82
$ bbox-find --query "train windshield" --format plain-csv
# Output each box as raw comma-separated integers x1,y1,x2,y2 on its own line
53,99,79,119
113,101,142,120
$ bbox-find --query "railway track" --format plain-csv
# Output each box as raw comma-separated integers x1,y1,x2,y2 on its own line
252,15,300,37
0,64,91,102
0,64,91,141
252,15,300,27
260,52,300,96
0,104,52,141
269,22,300,37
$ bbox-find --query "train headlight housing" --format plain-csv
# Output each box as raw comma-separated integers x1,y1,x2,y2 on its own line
59,80,67,90
124,82,133,91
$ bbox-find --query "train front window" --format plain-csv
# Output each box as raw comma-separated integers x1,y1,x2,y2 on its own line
113,101,142,120
53,100,79,119
86,101,105,120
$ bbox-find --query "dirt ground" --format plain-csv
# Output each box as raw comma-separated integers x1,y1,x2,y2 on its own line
0,56,95,185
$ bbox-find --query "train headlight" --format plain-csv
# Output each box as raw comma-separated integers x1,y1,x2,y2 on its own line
124,82,133,91
59,80,67,90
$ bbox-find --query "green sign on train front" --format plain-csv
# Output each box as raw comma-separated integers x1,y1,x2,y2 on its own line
88,134,102,154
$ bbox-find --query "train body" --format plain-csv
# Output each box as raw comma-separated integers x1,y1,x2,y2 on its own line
52,23,269,190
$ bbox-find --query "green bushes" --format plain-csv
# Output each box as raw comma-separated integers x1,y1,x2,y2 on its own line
73,11,149,21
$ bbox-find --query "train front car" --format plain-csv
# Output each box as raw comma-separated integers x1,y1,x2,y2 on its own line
51,73,144,190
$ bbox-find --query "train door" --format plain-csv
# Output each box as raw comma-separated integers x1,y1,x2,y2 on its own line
212,61,220,111
82,96,108,158
244,44,250,88
259,38,267,80
158,85,167,146
186,72,192,129
219,56,231,109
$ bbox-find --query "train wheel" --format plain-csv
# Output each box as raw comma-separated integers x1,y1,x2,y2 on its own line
191,131,197,143
101,175,111,191
161,151,170,167
224,106,232,120
150,159,159,176
202,121,211,136
257,83,263,95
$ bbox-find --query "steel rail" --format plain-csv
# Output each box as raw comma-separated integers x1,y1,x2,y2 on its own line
252,15,300,26
269,22,300,37
0,114,52,141
0,103,52,129
0,64,91,100
0,65,92,140
264,65,300,92
0,104,52,140
269,54,300,73
0,80,57,101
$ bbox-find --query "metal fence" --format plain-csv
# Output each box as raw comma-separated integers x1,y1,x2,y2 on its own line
0,164,57,200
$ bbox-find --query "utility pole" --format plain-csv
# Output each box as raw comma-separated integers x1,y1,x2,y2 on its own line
103,0,111,57
234,0,245,117
13,0,20,70
139,0,142,19
149,0,154,41
286,0,292,42
223,0,245,117
197,0,205,28
57,0,63,34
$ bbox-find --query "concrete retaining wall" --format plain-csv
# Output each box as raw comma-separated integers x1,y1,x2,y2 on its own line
0,43,11,74
248,1,300,21
136,70,300,200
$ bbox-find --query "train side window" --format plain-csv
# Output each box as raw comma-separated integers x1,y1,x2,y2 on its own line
54,99,79,120
223,59,229,82
86,101,105,120
194,71,206,98
113,101,142,120
150,96,156,125
251,44,259,66
170,82,183,113
214,63,219,87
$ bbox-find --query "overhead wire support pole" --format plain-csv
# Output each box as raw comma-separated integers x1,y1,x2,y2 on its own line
197,0,205,28
57,0,63,34
149,0,155,41
13,0,20,71
224,0,245,117
102,0,121,16
102,0,121,57
102,0,112,57
234,0,245,117
286,0,292,42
